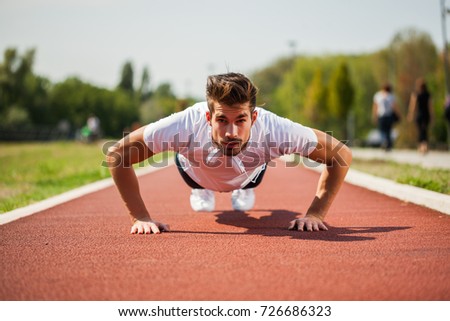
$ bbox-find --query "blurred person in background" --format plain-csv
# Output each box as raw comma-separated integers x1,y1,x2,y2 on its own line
372,83,401,151
87,114,101,142
408,78,433,154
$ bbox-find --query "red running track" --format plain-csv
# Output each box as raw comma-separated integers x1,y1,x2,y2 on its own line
1,161,449,300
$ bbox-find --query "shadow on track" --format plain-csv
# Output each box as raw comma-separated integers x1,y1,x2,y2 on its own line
210,210,412,242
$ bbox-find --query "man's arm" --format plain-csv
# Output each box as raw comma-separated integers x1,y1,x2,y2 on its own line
407,94,417,122
288,129,352,231
106,126,169,234
372,102,378,124
428,97,434,124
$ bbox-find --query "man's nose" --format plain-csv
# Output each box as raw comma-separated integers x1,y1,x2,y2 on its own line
225,123,238,138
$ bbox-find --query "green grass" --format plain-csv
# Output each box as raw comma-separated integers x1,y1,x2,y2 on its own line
351,159,450,195
0,141,171,213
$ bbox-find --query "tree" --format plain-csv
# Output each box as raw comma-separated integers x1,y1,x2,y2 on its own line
390,28,438,103
327,61,354,141
49,77,139,137
273,57,322,122
252,57,294,108
138,66,151,101
346,54,379,144
0,47,50,127
140,83,177,124
303,68,328,128
388,28,439,147
118,61,134,94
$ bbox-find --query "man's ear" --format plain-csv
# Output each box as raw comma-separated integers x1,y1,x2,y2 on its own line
251,110,258,124
206,111,211,124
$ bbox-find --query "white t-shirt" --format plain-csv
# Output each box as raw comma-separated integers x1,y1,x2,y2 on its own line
143,102,318,192
373,91,395,117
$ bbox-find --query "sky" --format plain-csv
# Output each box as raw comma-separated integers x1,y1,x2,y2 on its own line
0,0,447,99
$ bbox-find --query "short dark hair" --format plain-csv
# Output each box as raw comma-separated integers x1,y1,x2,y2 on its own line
415,78,428,94
382,83,392,92
206,73,258,113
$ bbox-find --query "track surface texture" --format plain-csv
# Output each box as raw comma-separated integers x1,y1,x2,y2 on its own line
1,161,449,300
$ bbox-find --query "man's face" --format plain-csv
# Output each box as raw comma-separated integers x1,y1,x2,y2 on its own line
206,101,257,156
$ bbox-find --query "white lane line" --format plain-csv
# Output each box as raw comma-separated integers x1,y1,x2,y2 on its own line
300,160,450,215
0,161,174,225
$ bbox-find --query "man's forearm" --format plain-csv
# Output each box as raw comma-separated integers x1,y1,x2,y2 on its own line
306,161,350,220
110,166,151,222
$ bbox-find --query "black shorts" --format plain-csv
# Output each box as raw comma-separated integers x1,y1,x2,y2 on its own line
175,153,267,190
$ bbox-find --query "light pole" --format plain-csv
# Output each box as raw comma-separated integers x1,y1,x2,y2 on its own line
442,0,450,149
440,0,450,94
288,40,297,58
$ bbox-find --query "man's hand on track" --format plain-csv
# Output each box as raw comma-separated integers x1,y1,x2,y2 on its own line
288,216,328,232
130,219,170,234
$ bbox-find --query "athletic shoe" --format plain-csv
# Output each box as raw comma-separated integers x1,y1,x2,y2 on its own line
231,188,255,211
190,189,215,212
